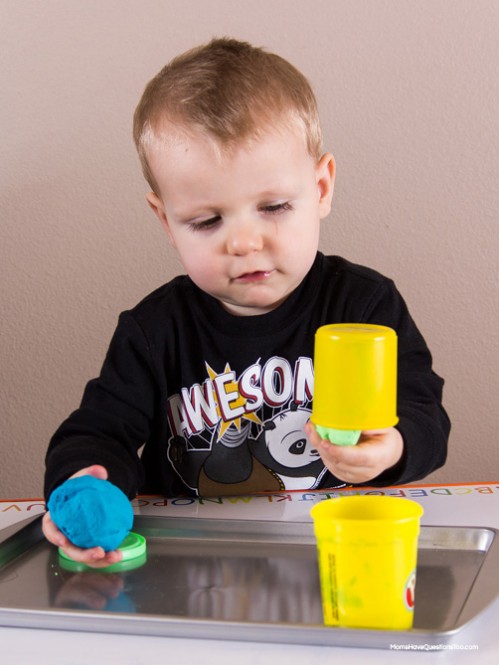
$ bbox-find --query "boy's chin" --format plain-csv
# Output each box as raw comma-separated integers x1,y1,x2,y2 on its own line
220,298,282,317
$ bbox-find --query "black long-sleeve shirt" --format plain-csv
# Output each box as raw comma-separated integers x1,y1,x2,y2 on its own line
44,253,450,500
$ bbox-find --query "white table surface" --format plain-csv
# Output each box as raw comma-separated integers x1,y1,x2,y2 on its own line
1,482,498,664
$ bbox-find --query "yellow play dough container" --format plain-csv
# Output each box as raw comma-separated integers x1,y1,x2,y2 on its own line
311,496,423,630
311,324,398,437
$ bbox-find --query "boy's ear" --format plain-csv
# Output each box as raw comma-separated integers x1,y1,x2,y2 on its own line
146,192,176,247
316,152,336,218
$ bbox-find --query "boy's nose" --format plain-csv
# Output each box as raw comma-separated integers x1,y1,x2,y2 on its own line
226,221,264,255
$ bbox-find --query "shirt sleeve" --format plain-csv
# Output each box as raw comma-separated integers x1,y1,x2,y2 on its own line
358,278,450,485
44,313,158,500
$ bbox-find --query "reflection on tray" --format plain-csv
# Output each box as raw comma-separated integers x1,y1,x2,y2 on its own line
49,544,323,624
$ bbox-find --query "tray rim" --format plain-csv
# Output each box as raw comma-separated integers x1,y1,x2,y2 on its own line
0,514,496,649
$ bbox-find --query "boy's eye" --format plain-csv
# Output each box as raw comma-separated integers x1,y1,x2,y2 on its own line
261,202,292,215
188,215,221,232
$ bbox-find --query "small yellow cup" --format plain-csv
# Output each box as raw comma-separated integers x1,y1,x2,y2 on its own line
311,496,423,630
311,323,398,433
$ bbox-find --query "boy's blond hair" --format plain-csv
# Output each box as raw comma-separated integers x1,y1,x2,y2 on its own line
133,37,323,193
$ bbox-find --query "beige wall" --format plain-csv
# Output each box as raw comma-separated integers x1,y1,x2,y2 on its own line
1,0,498,498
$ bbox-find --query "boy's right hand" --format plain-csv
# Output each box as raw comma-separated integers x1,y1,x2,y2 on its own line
42,465,123,569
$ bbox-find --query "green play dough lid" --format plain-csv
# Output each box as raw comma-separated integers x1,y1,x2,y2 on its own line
315,425,361,446
58,532,147,573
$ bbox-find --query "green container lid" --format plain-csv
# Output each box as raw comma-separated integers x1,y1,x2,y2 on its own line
58,532,146,573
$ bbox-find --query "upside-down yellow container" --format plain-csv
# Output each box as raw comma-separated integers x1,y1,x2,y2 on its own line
311,496,423,630
311,324,398,436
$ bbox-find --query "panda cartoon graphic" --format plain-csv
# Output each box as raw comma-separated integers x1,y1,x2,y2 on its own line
249,403,329,490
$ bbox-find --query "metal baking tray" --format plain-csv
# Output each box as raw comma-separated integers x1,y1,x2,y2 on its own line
0,514,497,649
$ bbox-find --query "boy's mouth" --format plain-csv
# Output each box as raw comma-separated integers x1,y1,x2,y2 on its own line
235,270,273,283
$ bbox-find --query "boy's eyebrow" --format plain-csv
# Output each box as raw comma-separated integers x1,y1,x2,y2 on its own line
255,187,297,200
175,181,299,208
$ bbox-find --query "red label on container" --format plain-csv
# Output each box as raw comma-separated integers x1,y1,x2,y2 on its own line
404,570,416,610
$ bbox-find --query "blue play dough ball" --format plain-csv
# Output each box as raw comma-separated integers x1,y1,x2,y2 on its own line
48,476,134,551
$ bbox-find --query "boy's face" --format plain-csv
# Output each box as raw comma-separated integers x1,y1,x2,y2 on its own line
146,123,335,316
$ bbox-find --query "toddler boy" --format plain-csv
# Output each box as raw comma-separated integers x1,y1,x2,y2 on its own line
43,38,449,566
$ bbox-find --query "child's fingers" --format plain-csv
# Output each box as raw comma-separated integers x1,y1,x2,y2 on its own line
330,429,403,480
42,511,68,548
305,422,403,483
304,422,322,449
70,465,108,481
322,445,375,477
43,509,122,569
58,541,123,569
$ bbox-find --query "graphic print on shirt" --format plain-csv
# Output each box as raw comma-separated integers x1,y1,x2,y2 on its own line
166,356,329,495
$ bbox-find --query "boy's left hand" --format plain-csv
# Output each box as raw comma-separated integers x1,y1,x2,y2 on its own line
305,423,404,485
